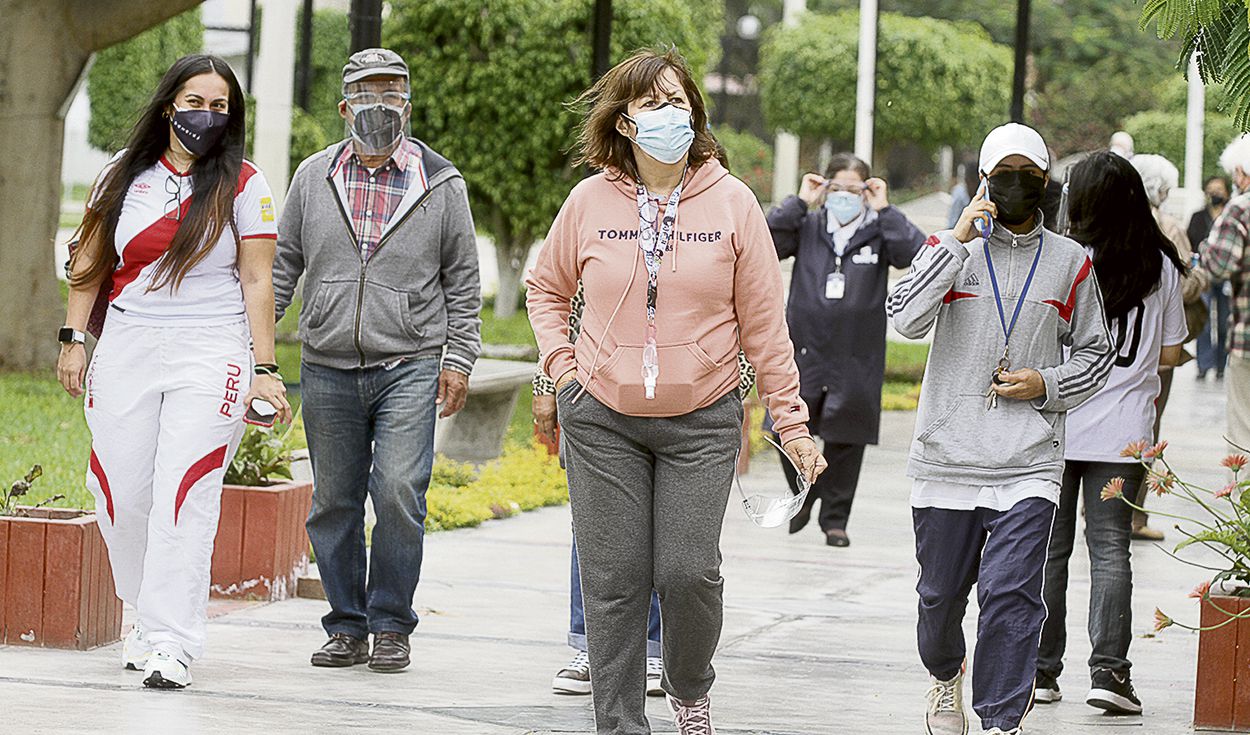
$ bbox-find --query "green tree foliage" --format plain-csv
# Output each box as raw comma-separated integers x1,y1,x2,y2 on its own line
758,11,1010,151
87,8,203,152
296,7,351,143
714,127,772,203
385,0,720,318
1141,0,1250,131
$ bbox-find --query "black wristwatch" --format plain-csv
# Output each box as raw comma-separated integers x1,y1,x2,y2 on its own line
58,327,86,345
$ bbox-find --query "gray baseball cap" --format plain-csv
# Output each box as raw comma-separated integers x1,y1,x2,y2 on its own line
342,48,409,85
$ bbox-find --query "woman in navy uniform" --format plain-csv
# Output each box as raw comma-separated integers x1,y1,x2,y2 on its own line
767,153,925,546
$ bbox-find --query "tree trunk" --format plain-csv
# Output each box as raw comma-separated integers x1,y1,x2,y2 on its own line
493,237,528,320
0,0,203,371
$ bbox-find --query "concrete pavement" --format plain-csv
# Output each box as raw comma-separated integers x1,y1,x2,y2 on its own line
0,361,1234,734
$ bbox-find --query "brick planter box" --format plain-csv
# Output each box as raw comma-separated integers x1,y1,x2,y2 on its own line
1195,594,1250,730
0,508,121,650
211,481,313,601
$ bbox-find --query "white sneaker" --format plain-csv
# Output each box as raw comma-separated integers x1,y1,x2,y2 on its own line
122,624,151,671
926,669,969,735
551,650,591,695
984,729,1021,734
667,694,716,735
142,650,191,689
646,656,664,697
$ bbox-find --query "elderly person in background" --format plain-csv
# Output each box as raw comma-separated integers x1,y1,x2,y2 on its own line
1189,176,1232,380
1202,135,1250,449
1128,154,1207,541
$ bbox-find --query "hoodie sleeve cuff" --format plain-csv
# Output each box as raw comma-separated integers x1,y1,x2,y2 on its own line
938,231,973,261
775,424,811,446
1033,367,1059,411
541,346,577,385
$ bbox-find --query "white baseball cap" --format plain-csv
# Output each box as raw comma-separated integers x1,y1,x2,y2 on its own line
979,123,1050,174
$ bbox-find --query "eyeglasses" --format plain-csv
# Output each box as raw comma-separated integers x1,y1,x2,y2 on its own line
825,183,866,195
164,174,183,222
734,434,813,528
344,91,410,107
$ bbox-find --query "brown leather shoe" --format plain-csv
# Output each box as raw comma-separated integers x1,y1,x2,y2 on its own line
310,633,369,667
369,632,411,672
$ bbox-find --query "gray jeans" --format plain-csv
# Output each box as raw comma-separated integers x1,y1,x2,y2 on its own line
558,383,742,735
1038,460,1146,678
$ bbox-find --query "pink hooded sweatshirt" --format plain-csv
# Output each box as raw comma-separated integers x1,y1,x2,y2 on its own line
525,159,811,445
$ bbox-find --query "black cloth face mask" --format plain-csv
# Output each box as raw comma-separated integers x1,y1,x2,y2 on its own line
170,107,230,158
1210,194,1228,207
987,170,1047,226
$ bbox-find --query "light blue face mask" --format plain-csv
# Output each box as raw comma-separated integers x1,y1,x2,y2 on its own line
824,191,864,226
625,104,695,165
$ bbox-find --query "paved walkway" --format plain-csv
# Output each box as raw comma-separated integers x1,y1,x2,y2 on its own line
0,362,1233,734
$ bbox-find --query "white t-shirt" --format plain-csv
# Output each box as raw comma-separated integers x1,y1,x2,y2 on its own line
1065,260,1187,463
102,154,277,325
910,478,1060,512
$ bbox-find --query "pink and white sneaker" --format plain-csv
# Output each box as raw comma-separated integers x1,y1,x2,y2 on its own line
667,693,715,735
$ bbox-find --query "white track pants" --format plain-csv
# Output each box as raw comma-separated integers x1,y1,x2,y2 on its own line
84,316,250,661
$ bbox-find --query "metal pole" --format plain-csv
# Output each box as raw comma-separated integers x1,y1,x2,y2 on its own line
246,0,258,92
295,0,314,111
1010,0,1031,122
350,0,384,53
771,0,806,204
853,0,878,165
1184,52,1206,211
592,0,612,81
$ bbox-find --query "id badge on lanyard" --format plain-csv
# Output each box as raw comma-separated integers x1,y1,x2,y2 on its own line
825,254,845,300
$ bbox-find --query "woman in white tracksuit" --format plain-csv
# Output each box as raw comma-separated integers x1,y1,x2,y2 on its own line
56,54,292,689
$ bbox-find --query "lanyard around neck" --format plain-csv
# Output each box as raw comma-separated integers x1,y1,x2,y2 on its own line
635,176,684,329
983,234,1044,349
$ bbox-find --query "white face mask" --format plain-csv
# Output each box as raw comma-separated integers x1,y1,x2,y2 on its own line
624,104,695,165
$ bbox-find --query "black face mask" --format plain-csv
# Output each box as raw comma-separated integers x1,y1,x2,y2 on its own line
1210,194,1228,207
987,170,1047,225
170,107,230,158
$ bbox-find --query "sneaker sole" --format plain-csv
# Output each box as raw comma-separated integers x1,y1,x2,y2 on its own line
1033,688,1062,704
1086,688,1142,714
925,718,968,735
646,678,664,697
143,671,188,689
552,676,592,695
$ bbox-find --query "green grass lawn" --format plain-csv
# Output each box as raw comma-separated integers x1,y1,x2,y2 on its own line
0,373,93,509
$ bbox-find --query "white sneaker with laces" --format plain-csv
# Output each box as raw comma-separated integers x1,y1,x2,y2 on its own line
646,656,664,697
551,650,591,695
122,624,151,671
142,649,192,689
667,694,715,735
926,670,969,735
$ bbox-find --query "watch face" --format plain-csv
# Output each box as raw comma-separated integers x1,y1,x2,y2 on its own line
59,327,82,344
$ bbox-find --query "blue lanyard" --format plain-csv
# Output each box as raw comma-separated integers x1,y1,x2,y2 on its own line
983,234,1044,348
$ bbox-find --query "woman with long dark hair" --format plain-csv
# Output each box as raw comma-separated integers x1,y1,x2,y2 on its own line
56,54,291,689
1035,150,1187,716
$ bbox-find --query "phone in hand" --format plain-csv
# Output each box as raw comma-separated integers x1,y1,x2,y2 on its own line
244,398,278,427
973,177,993,239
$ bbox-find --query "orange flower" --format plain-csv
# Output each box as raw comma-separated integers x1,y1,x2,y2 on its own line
1222,454,1249,472
1190,581,1212,600
1121,440,1149,459
1143,440,1169,460
1148,472,1176,496
1153,608,1174,632
1100,477,1125,501
1216,483,1236,499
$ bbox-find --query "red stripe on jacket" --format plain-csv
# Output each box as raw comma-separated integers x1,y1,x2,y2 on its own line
1043,257,1094,322
174,445,228,524
943,290,978,304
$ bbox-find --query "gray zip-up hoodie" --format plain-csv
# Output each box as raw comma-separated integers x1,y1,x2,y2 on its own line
274,139,481,373
887,221,1114,486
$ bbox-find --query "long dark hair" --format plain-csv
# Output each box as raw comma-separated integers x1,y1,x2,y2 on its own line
71,54,246,293
571,47,717,184
1065,151,1187,321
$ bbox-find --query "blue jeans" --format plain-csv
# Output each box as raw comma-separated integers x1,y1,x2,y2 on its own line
570,534,662,658
301,357,439,639
1197,283,1231,375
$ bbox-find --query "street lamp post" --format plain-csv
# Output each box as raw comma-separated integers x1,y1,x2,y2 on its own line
1010,0,1031,123
349,0,383,53
853,0,878,165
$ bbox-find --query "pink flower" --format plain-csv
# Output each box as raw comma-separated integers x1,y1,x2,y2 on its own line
1216,483,1236,499
1154,608,1174,632
1222,454,1249,472
1190,581,1212,600
1100,477,1125,501
1121,440,1149,459
1143,440,1169,460
1148,472,1176,496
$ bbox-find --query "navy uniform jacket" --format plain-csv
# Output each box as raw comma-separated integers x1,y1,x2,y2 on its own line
767,195,925,445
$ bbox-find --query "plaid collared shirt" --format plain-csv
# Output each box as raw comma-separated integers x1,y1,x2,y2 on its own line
332,139,427,260
1203,194,1250,358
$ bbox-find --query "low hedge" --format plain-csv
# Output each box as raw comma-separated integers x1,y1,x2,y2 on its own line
425,443,568,532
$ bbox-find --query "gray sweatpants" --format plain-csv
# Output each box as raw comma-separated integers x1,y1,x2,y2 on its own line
558,384,743,735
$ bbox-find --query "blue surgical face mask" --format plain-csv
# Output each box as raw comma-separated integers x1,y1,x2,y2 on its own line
624,104,695,165
824,191,864,225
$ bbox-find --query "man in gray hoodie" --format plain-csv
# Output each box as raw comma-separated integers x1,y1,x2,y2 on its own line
887,123,1114,735
273,48,481,673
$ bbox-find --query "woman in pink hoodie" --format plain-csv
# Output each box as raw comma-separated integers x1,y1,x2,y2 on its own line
525,48,825,735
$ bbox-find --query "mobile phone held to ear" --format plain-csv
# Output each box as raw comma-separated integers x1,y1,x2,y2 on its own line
973,178,993,240
244,398,278,427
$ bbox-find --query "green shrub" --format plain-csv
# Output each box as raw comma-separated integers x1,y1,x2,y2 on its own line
426,443,568,532
716,127,773,204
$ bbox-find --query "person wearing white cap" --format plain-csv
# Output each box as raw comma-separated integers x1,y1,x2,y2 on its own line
1110,131,1135,159
888,122,1115,735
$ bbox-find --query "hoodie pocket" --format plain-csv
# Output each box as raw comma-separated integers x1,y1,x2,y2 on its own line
919,394,1057,470
595,342,722,412
358,282,424,355
301,279,359,354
